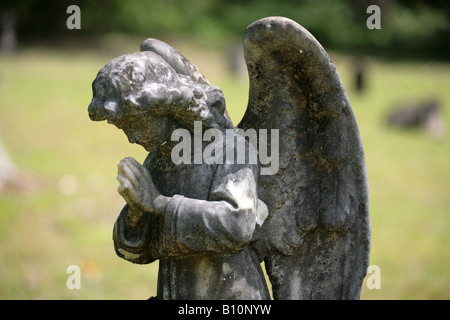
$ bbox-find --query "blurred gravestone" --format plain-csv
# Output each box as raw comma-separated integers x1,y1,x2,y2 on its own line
0,11,17,54
354,56,367,94
387,100,446,139
0,136,17,191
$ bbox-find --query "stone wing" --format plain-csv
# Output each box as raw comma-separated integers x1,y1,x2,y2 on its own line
238,17,371,299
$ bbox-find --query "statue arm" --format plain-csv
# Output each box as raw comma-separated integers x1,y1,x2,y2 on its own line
113,159,259,261
113,156,168,264
159,162,259,257
113,204,159,264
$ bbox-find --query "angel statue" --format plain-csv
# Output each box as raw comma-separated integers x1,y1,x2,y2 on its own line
88,16,370,300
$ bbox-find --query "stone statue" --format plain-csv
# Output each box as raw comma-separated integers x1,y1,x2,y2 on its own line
88,17,370,300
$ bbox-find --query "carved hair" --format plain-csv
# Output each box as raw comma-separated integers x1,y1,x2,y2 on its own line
89,40,233,131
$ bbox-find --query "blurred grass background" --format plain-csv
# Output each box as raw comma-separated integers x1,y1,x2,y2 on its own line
0,0,449,299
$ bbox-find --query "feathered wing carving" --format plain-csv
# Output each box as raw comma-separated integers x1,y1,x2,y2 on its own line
238,17,371,299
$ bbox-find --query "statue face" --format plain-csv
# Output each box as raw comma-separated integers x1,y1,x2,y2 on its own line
116,113,172,152
88,52,178,151
89,51,179,121
89,73,172,151
89,50,232,152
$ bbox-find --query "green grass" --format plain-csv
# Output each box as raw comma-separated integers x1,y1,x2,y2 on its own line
0,39,449,299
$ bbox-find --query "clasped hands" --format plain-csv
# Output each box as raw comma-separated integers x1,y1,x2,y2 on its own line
117,157,169,217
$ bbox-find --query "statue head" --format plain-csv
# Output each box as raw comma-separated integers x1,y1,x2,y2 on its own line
88,39,232,151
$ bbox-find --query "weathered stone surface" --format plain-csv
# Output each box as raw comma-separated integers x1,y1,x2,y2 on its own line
89,38,270,300
88,17,370,300
239,17,370,299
